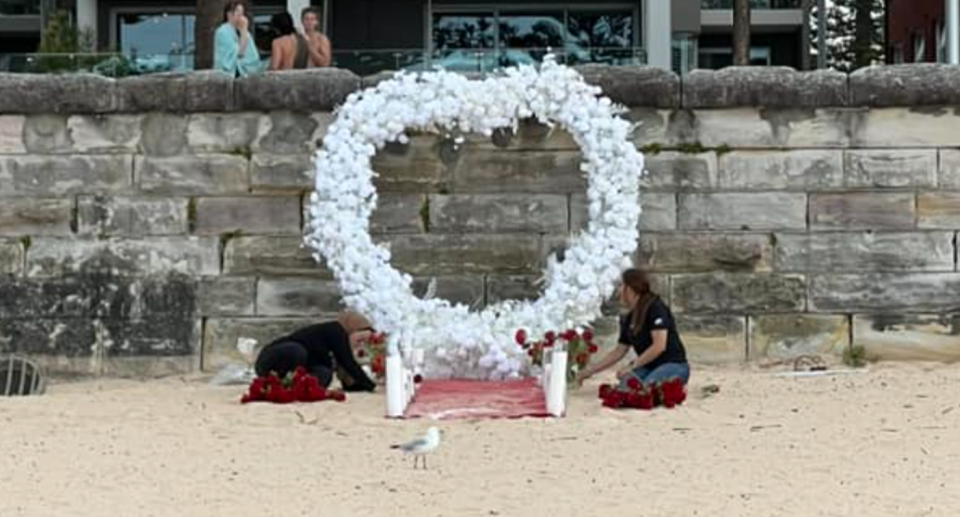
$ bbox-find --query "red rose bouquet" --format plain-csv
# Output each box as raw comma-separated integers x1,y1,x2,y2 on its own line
598,376,686,410
240,366,346,404
515,328,600,384
355,332,388,379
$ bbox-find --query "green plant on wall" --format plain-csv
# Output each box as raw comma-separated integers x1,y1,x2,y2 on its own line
36,10,79,73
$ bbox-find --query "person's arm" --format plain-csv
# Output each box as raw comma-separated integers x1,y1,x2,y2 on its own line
213,26,238,74
237,17,250,57
307,33,332,67
576,344,630,385
615,330,667,378
269,38,283,71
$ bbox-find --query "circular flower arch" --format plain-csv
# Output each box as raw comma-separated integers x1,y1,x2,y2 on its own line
305,58,644,380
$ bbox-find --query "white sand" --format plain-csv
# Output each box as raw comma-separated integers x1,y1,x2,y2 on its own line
2,363,960,517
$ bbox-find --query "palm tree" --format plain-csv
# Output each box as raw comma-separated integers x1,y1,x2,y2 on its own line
733,0,751,66
194,0,254,70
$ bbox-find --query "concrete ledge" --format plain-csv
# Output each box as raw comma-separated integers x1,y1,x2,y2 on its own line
849,64,960,107
683,67,848,108
234,68,360,112
0,73,117,114
575,65,680,108
117,71,235,113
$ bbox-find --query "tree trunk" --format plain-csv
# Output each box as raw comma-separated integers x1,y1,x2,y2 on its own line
195,0,254,70
801,0,813,70
733,0,752,66
853,0,874,69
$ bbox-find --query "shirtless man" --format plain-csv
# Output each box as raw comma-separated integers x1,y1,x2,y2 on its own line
301,7,332,67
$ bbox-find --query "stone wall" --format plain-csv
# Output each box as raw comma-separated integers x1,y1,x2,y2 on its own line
1,65,959,377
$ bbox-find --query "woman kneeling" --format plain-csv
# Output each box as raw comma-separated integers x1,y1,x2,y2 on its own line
577,269,689,388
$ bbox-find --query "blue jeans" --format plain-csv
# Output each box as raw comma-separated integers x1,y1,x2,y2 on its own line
619,363,690,389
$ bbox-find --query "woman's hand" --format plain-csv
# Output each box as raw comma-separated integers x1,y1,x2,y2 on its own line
348,330,373,349
616,364,634,380
574,370,590,388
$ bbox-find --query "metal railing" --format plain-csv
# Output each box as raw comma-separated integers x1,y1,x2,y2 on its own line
0,47,647,77
701,0,802,8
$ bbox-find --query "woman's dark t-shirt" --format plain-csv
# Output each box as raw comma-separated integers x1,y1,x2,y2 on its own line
618,297,687,371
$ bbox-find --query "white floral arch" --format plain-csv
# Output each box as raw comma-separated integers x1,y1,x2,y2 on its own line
305,58,644,380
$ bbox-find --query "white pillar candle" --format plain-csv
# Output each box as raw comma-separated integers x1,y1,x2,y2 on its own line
547,351,568,417
385,355,405,418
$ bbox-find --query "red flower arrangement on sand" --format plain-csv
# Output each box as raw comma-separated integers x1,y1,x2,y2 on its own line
598,376,686,410
515,328,600,383
356,332,388,379
240,367,346,404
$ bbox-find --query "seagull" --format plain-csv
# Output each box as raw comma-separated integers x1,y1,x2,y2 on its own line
391,427,441,470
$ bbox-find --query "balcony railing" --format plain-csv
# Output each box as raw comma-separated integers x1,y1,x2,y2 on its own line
0,0,41,15
0,47,647,77
701,0,801,8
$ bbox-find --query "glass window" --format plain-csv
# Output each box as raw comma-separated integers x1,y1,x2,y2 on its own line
118,12,194,73
498,11,564,66
432,13,496,50
913,32,926,62
0,0,40,15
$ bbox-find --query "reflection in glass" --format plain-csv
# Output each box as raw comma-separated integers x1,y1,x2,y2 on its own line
118,13,194,73
0,0,40,15
433,13,495,50
566,11,634,65
498,12,564,65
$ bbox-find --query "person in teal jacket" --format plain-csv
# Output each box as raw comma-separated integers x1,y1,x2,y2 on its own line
214,1,262,77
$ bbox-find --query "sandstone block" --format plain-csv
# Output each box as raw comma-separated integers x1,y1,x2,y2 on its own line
101,318,200,377
0,155,132,196
485,275,541,304
683,68,848,108
26,237,220,278
371,135,445,192
23,115,72,153
940,150,960,189
571,192,676,232
429,194,566,234
917,193,960,229
809,274,960,312
382,234,542,275
194,196,301,236
0,319,99,363
852,108,960,148
251,154,314,191
639,233,773,273
575,65,680,108
370,194,425,234
77,196,188,236
202,317,319,371
223,236,330,277
0,73,116,114
67,115,142,153
198,277,256,317
235,69,359,111
136,155,249,195
627,109,671,147
253,111,325,154
853,314,960,362
138,113,189,156
672,273,806,314
849,65,960,107
643,152,717,190
450,150,584,194
774,232,954,272
809,193,916,230
462,119,579,151
0,198,73,236
678,193,806,230
694,108,849,148
718,150,843,190
843,150,937,188
0,278,94,319
256,278,343,317
749,314,849,360
0,241,22,275
678,315,747,364
0,116,26,153
186,113,261,153
411,275,485,309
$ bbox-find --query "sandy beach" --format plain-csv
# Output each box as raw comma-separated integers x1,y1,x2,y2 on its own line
2,363,960,517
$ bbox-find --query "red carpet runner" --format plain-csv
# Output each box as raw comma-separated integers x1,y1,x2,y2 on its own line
403,378,549,420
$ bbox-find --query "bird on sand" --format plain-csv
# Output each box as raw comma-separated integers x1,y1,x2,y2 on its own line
391,427,441,470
